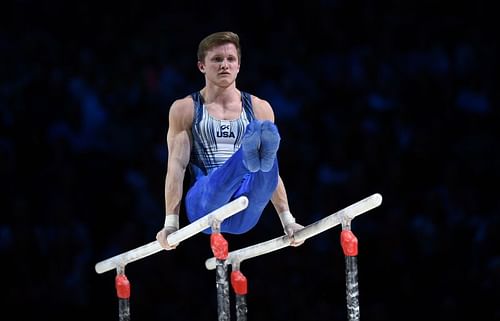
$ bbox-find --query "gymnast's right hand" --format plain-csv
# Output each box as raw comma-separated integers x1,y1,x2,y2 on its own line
156,214,179,250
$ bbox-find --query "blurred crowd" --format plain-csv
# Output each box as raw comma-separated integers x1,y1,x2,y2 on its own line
1,1,498,320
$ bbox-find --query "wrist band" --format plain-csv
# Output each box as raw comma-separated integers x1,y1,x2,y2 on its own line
278,210,296,227
164,214,179,229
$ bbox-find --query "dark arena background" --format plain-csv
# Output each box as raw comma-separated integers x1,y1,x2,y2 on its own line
2,1,498,320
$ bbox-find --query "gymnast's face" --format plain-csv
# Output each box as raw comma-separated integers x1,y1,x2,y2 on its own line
198,43,240,88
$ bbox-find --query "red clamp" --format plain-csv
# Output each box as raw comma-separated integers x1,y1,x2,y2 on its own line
115,273,131,299
231,270,248,295
210,232,228,260
340,230,358,256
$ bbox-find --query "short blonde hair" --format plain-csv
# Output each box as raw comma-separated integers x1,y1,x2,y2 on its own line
197,31,241,63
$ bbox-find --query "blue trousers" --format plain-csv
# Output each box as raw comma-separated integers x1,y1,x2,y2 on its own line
185,148,278,234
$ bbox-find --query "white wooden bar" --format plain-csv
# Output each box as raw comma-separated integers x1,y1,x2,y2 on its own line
205,193,382,270
95,196,249,274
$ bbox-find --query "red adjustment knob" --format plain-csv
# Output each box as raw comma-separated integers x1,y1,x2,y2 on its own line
231,270,248,295
340,230,358,256
115,274,131,299
210,232,228,260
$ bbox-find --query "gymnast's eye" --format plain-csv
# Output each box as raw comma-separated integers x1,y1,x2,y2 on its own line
213,56,224,63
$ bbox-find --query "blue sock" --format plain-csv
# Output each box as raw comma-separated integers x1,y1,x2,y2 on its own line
259,121,280,172
241,120,262,172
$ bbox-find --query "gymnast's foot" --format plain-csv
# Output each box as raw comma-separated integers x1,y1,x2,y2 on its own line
260,120,280,172
241,120,262,172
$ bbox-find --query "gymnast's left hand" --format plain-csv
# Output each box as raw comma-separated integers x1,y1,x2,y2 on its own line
156,226,179,250
279,210,305,247
157,213,180,250
284,222,305,247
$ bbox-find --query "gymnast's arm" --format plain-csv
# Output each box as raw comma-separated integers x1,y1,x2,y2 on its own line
271,176,305,246
156,98,193,250
251,95,304,245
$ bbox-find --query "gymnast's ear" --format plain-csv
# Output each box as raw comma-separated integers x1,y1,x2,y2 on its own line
198,61,206,74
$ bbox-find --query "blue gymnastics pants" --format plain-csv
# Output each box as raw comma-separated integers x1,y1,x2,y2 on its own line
185,148,278,234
